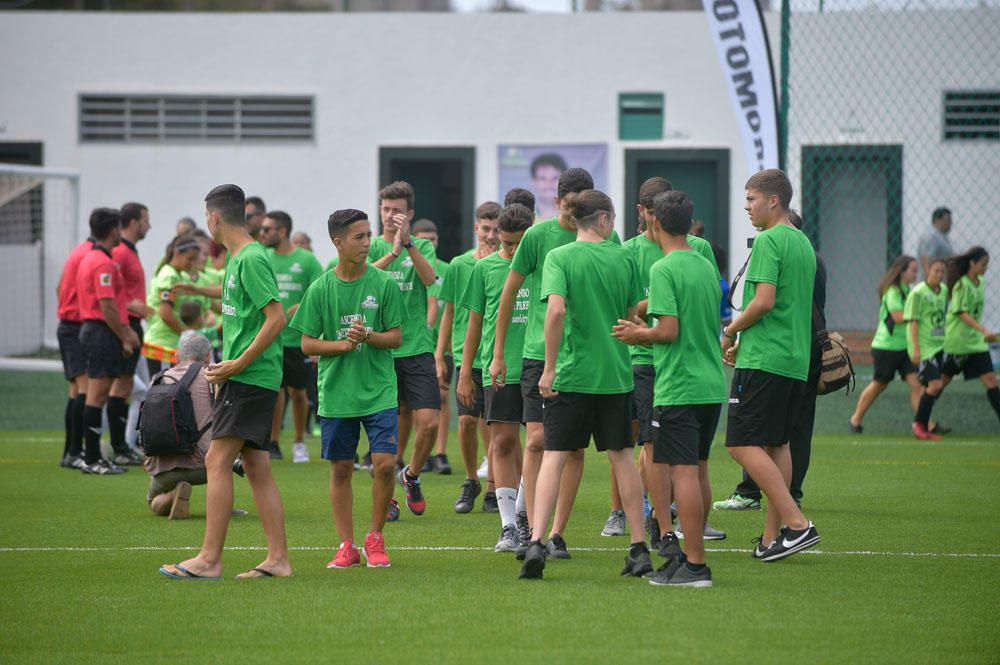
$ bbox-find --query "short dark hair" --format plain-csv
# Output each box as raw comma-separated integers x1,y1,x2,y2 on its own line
178,301,202,327
652,190,694,236
498,203,533,234
120,202,147,229
788,209,803,230
638,177,672,209
205,184,246,227
412,219,437,234
745,169,792,210
562,189,613,229
504,187,535,212
530,153,567,178
557,168,594,200
266,211,293,236
379,181,414,211
245,196,266,212
328,209,369,239
476,201,502,221
176,217,196,233
89,207,121,240
932,207,951,222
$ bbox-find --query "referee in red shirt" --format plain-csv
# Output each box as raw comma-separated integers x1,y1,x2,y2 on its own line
76,208,139,475
109,202,153,466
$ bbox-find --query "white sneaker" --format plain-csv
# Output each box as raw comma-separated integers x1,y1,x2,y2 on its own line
292,442,310,464
476,456,489,479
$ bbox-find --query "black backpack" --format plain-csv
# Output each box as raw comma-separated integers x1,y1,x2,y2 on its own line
137,363,211,456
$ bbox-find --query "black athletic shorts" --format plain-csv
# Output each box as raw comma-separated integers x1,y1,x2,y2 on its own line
871,348,916,384
121,317,145,376
943,351,994,381
442,354,454,388
485,383,523,425
455,367,485,418
917,351,945,385
79,320,126,380
57,320,86,381
725,369,805,447
520,359,545,423
543,391,633,453
651,404,721,465
282,346,310,389
211,380,277,450
394,352,441,410
633,364,655,444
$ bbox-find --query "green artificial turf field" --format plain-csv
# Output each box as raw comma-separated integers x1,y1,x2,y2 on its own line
0,369,998,664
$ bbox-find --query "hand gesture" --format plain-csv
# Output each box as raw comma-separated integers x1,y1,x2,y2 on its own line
457,372,476,408
205,360,242,385
489,356,507,389
611,318,646,345
538,366,558,399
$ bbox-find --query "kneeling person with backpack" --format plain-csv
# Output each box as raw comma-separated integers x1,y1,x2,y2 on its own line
140,332,214,519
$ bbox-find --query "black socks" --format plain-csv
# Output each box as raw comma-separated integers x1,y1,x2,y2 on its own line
915,392,938,428
63,398,74,457
987,387,1000,421
83,405,103,464
69,394,87,458
106,396,129,455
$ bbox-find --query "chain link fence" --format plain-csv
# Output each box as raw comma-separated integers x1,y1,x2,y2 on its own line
783,0,1000,349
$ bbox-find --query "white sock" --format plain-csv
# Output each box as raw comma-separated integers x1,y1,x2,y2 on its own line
497,487,518,528
515,478,526,514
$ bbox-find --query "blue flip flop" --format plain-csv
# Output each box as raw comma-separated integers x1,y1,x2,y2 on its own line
158,564,222,581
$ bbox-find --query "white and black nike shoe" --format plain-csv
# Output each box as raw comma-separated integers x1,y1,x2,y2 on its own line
751,535,774,560
81,458,127,475
760,522,820,562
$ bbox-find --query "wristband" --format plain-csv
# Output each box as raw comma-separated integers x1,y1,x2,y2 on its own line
722,327,736,341
402,240,414,249
390,250,400,258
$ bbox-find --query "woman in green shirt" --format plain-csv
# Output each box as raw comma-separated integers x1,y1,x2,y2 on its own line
142,235,202,373
850,256,924,433
940,247,1000,426
907,259,950,440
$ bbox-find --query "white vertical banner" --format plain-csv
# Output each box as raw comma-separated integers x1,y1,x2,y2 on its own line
702,0,780,174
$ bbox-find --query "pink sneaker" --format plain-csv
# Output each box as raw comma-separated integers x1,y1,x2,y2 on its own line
912,422,942,441
326,542,360,569
362,531,391,568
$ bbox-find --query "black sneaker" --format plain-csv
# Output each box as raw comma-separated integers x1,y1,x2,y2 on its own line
519,541,546,579
760,522,820,562
751,535,771,559
421,456,434,473
515,513,531,560
361,452,373,471
848,418,863,434
82,458,126,475
645,552,686,581
545,533,571,560
269,442,283,460
658,531,683,560
454,479,482,513
232,458,246,478
648,515,661,551
649,561,713,588
431,453,453,475
482,491,499,513
620,546,654,577
930,422,952,435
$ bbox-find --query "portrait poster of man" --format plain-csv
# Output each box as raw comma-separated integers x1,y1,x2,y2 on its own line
497,144,609,220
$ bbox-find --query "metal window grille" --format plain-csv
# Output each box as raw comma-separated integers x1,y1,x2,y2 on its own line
943,91,1000,141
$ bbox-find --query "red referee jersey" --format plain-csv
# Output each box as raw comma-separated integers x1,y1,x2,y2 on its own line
57,239,96,322
112,238,146,312
77,244,129,324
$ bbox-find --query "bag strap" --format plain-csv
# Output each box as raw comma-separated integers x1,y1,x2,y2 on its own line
727,249,752,313
177,362,204,392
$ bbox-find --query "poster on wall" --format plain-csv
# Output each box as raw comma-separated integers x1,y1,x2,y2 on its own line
497,144,608,220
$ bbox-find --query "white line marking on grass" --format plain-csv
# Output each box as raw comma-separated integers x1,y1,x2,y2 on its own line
1,546,998,558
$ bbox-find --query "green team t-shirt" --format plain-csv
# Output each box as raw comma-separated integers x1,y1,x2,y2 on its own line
945,275,988,354
145,264,185,348
541,241,642,394
290,266,406,418
688,234,722,281
870,284,909,352
204,265,225,286
428,258,450,348
510,218,621,361
904,281,947,358
735,224,817,381
221,242,283,392
176,270,215,319
367,236,435,358
461,251,530,384
623,234,663,366
439,249,481,369
269,247,324,348
648,250,727,406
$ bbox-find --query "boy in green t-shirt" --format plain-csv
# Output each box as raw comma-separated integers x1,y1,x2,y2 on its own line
520,189,651,581
159,184,290,582
413,219,454,476
367,181,438,517
905,259,950,440
435,202,501,514
290,209,405,569
719,169,820,563
458,202,533,551
613,190,725,588
261,211,324,463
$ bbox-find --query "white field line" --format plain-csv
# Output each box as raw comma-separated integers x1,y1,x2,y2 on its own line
0,545,997,558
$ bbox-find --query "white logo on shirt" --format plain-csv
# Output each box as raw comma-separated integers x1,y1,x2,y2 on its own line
99,273,112,286
361,296,380,310
290,263,302,273
402,257,413,268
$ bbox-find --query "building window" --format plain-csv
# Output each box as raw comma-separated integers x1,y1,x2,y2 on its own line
79,95,314,143
943,91,999,141
619,93,664,141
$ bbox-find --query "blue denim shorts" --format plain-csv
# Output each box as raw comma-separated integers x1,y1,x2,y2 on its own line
320,409,398,461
